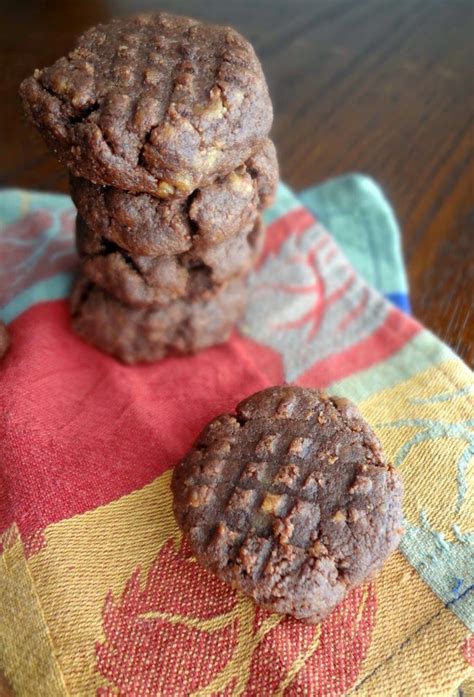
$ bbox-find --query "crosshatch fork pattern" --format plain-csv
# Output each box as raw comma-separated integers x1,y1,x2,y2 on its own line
173,386,403,622
19,13,273,196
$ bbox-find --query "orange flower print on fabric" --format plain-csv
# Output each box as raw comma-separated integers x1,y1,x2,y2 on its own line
243,224,388,381
96,537,376,696
96,538,239,696
243,584,377,696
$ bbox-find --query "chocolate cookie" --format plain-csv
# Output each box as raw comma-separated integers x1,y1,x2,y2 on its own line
0,321,10,360
172,386,403,623
76,215,263,307
245,139,279,210
70,139,277,256
71,275,247,363
20,13,273,197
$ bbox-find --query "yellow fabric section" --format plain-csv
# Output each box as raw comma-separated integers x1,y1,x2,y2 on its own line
359,358,473,537
353,552,471,695
358,552,441,679
2,469,470,696
352,610,470,696
27,473,178,695
0,526,67,696
353,357,473,694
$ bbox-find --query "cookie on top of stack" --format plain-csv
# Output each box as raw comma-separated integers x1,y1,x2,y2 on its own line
20,12,277,363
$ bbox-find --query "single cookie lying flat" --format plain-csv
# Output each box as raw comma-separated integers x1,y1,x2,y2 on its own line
20,13,273,197
76,215,263,307
70,139,277,256
71,275,247,363
172,386,403,623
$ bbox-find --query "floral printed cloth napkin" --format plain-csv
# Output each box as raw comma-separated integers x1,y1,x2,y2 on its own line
0,177,472,696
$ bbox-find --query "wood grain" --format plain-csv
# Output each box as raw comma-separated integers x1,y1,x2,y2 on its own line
1,0,473,363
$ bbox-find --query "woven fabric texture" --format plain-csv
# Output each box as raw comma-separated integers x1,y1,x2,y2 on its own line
0,178,472,696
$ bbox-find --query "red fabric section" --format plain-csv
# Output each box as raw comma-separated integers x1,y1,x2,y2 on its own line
95,537,377,696
0,297,420,542
462,635,474,667
298,307,421,388
0,301,283,539
96,539,240,695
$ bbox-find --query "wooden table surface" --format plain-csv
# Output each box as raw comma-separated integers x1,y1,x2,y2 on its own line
1,0,473,364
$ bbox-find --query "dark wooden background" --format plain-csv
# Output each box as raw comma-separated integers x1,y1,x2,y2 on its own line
1,0,473,364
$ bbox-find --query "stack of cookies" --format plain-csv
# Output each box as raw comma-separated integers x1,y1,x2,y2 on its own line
20,13,277,363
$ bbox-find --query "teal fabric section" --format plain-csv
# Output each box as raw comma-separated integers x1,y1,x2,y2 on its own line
401,518,474,632
0,188,71,223
299,174,409,296
1,180,408,320
0,188,75,322
377,408,474,632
